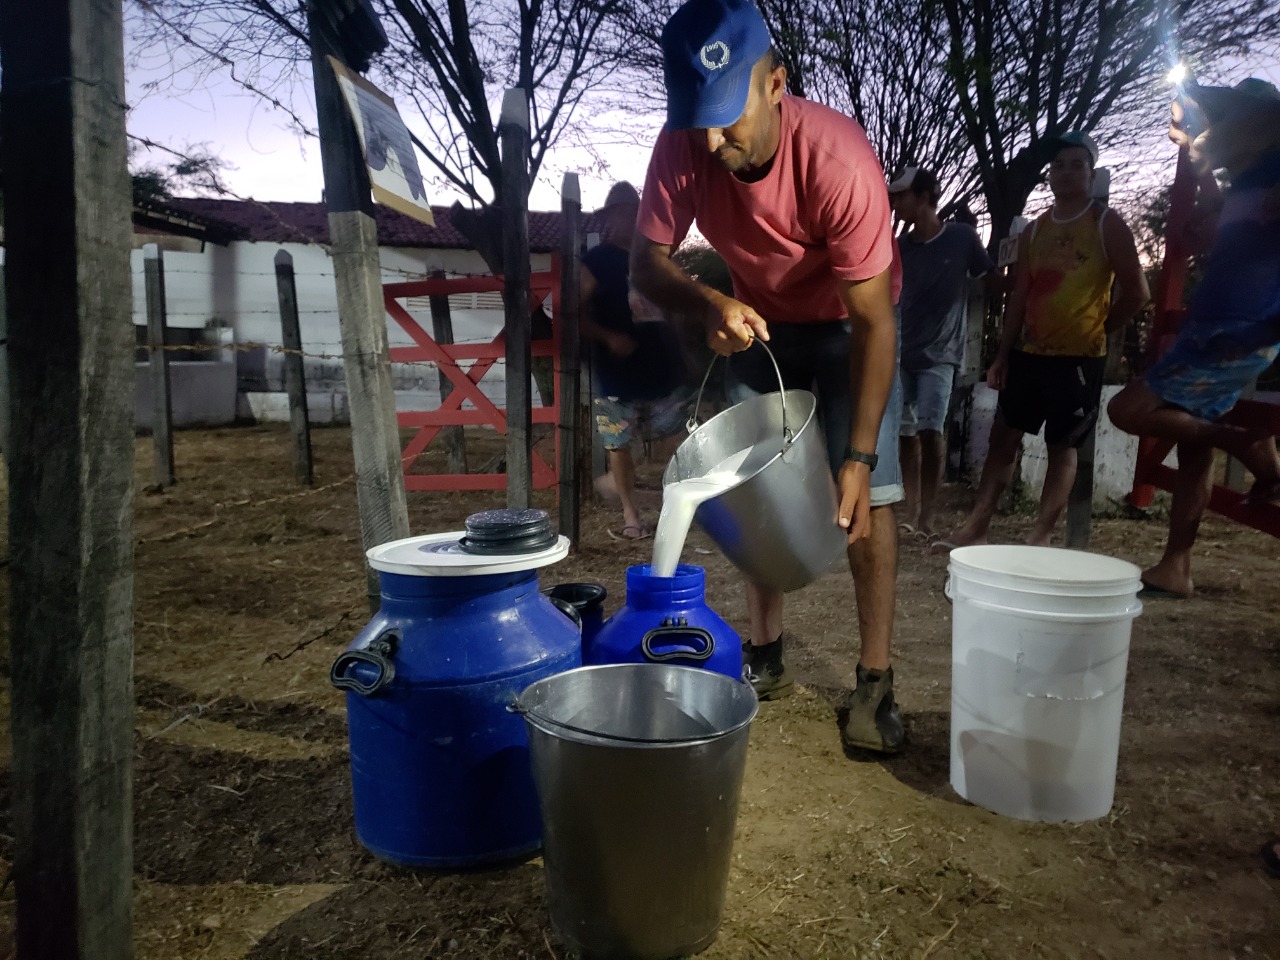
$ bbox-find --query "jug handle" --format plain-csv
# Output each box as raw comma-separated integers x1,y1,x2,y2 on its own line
641,624,715,663
547,595,583,632
686,337,793,447
330,630,398,696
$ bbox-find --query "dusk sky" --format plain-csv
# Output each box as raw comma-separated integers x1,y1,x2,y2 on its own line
125,55,659,215
125,38,1279,224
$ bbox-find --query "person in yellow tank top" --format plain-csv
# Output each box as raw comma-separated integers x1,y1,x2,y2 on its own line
934,132,1150,551
1021,199,1116,357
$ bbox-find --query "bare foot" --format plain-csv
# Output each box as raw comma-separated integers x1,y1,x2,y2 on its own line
1235,435,1280,493
1139,564,1193,599
1244,476,1280,507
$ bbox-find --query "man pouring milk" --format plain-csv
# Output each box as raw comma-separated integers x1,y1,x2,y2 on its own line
629,0,906,754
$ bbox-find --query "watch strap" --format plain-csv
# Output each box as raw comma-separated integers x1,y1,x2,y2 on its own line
843,446,878,470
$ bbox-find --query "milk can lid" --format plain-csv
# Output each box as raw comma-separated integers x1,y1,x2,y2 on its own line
366,508,569,576
459,508,558,555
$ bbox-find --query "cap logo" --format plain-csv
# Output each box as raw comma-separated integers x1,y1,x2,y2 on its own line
700,40,730,70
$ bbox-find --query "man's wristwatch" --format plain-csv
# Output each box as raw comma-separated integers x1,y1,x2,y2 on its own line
843,446,878,470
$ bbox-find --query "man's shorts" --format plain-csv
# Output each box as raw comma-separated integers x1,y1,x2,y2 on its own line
1145,322,1280,422
594,388,696,450
997,350,1105,449
724,320,904,507
900,363,956,437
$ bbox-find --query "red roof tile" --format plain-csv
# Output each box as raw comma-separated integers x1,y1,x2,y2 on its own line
162,197,605,252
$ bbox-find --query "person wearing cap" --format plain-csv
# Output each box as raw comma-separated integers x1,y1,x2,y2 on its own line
630,0,905,754
581,181,695,541
934,130,1149,552
887,166,994,543
1108,77,1280,601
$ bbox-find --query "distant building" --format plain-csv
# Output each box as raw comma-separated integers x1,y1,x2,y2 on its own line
129,197,601,427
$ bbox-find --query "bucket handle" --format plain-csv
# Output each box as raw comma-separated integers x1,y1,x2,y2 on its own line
687,336,793,448
641,623,715,664
945,579,1144,623
330,629,399,696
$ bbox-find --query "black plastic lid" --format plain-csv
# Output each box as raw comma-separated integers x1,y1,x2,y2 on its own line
458,508,558,556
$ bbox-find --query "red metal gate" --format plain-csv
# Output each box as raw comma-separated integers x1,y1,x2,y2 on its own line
383,263,562,492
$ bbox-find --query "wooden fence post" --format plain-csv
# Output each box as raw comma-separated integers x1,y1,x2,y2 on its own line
428,269,467,474
581,232,604,496
558,174,582,544
500,87,533,509
0,248,9,466
0,0,136,955
144,243,176,486
307,1,411,612
1065,327,1125,549
275,249,315,485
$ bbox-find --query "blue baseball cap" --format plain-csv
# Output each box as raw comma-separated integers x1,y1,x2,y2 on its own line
660,0,774,130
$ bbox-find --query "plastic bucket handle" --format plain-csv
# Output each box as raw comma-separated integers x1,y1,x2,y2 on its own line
945,579,1143,623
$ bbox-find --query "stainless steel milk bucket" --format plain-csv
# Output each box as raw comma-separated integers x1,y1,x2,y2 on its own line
515,664,758,960
663,343,847,592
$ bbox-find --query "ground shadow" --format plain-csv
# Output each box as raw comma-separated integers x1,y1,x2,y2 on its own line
134,738,370,885
245,865,553,959
135,674,347,742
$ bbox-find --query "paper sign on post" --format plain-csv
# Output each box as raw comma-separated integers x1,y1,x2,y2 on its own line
328,56,435,227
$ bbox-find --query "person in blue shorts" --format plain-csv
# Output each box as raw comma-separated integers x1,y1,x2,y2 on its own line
581,181,694,541
1108,77,1280,599
888,166,994,542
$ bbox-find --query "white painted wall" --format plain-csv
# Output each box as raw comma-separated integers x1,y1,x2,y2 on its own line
128,240,554,426
955,383,1142,507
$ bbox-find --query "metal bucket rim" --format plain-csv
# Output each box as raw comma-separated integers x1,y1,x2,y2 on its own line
514,664,759,746
666,388,819,489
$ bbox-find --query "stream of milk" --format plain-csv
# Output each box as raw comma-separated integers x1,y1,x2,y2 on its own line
650,445,775,577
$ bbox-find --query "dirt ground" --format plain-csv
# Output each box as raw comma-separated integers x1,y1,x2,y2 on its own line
0,423,1277,959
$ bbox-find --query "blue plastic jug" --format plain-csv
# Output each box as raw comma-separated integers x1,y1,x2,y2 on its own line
587,563,743,680
330,509,579,868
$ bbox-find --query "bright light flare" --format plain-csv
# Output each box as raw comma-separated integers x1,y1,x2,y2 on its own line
1167,63,1188,85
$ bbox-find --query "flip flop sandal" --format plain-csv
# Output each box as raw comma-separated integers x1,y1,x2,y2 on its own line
607,524,651,542
1137,579,1191,601
897,521,918,537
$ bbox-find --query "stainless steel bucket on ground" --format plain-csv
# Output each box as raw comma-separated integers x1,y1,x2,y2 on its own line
663,342,847,592
515,664,759,960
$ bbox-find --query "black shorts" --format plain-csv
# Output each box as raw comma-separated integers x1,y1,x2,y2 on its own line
997,350,1105,449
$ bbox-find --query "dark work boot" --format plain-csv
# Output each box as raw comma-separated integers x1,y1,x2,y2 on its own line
742,636,794,701
841,664,905,754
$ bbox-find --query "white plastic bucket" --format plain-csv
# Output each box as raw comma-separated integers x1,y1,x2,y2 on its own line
947,546,1142,823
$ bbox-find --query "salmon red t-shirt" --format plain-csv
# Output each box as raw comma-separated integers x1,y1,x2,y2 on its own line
636,94,896,323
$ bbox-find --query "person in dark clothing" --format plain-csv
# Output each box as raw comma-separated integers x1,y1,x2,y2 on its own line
581,181,693,540
1109,77,1280,598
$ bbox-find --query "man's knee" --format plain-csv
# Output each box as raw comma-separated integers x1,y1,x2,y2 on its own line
1107,382,1153,434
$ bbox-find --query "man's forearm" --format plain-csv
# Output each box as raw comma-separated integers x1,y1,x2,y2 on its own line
847,315,896,457
1104,287,1146,334
995,307,1024,358
630,241,722,317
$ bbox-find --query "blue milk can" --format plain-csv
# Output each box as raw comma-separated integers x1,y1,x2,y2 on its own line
587,563,743,680
330,509,580,868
